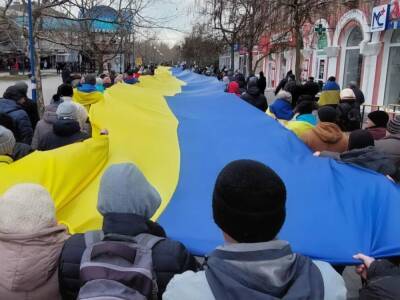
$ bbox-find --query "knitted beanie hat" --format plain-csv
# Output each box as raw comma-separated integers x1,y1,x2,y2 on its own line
213,160,287,243
387,115,400,135
318,106,337,123
340,88,356,101
0,125,15,156
0,184,56,234
56,101,78,120
368,111,389,128
348,129,374,150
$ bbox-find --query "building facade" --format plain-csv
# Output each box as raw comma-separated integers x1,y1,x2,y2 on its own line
220,0,400,107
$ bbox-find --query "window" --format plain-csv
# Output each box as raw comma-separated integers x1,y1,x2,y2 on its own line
384,30,400,105
343,27,363,88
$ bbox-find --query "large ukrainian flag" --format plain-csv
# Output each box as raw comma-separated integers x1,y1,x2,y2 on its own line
1,67,400,264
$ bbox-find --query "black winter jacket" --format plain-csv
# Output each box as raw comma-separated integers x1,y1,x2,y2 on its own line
337,100,361,132
58,213,198,300
37,119,89,151
360,259,400,300
284,81,301,108
0,99,33,144
21,99,40,130
258,76,266,94
321,146,398,179
12,142,32,161
240,86,268,112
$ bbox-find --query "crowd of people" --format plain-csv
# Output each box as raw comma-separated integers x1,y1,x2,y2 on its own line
0,66,398,299
224,69,400,183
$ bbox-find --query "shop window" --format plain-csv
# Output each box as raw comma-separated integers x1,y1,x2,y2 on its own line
384,30,400,105
343,27,363,88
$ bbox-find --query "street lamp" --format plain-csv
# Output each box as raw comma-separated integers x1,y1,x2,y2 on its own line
27,0,36,101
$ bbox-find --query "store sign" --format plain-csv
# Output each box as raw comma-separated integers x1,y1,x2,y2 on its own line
371,4,389,32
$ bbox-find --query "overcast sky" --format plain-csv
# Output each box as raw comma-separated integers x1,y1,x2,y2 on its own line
143,0,198,46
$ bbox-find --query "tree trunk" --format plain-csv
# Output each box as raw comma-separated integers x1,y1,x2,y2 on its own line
34,46,45,118
248,48,254,76
294,26,303,82
230,43,235,71
96,54,104,74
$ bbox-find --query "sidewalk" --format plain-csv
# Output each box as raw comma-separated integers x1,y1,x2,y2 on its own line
0,69,58,80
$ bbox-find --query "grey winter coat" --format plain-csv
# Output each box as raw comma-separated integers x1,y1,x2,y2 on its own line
163,241,346,300
31,103,59,150
32,103,58,150
376,134,400,165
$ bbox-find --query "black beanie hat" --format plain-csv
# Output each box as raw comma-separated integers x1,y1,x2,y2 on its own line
368,110,389,128
348,129,374,150
3,86,25,102
212,160,287,243
318,106,337,123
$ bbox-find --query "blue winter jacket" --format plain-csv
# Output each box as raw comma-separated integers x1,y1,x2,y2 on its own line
269,99,294,121
0,99,33,144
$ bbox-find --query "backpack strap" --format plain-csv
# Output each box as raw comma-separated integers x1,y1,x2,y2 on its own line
84,230,104,247
133,233,165,250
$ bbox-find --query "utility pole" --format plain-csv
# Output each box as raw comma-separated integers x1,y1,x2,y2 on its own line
27,0,36,101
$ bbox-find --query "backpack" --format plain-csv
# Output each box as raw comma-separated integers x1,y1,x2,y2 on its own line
337,102,361,131
77,231,165,300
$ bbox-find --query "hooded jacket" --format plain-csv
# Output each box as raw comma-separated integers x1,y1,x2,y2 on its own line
0,99,33,144
240,79,268,112
227,81,240,96
58,163,198,300
0,225,68,300
336,100,361,132
37,119,89,151
321,146,398,178
163,241,346,300
31,103,59,150
301,122,348,153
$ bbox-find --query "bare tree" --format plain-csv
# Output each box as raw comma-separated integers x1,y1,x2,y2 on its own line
199,0,248,71
181,22,224,67
269,0,337,80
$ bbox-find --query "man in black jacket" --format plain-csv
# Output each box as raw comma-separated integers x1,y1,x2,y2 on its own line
14,81,40,129
258,71,267,95
274,70,292,95
58,163,198,300
240,77,268,112
0,86,33,145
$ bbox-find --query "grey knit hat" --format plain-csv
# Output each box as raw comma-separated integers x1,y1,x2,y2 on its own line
388,115,400,135
0,125,16,156
56,101,78,120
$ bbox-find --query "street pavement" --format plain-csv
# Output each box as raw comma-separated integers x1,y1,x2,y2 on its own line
0,70,62,106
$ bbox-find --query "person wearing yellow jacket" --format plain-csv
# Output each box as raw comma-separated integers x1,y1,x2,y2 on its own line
73,74,104,111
